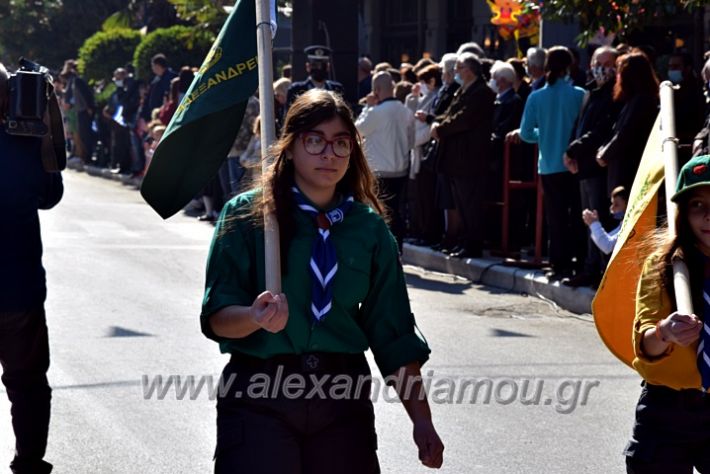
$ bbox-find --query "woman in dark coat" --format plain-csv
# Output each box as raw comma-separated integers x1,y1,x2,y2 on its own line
597,51,659,195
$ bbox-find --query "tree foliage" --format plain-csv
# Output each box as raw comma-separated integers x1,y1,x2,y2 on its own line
167,0,292,33
104,0,181,32
133,25,214,79
78,29,142,84
0,0,127,70
524,0,710,46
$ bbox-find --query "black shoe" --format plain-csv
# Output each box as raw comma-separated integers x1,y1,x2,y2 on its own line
563,273,596,288
197,213,216,222
443,245,463,255
450,248,482,259
545,269,572,282
10,458,52,474
430,242,444,251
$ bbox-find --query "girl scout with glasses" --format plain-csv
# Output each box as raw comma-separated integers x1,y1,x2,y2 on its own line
625,155,710,473
201,89,444,473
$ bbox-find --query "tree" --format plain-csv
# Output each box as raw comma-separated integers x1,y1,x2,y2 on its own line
78,29,142,84
166,0,292,33
0,0,127,70
523,0,709,46
133,25,214,79
103,0,181,32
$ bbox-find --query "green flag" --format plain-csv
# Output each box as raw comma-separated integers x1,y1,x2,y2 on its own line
140,0,258,219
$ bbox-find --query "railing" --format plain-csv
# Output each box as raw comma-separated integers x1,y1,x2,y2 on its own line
500,141,545,265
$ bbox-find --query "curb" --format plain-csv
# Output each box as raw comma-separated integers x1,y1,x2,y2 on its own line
402,244,595,315
68,162,143,187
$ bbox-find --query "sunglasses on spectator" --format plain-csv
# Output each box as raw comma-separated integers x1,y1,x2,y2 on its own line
300,132,353,158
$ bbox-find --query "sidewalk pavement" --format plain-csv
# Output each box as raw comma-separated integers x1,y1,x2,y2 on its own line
67,164,596,316
402,244,596,315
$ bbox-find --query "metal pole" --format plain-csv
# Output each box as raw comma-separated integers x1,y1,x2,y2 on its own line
256,0,281,292
660,80,693,315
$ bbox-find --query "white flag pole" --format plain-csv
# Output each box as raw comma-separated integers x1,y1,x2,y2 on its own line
255,0,281,292
659,80,693,315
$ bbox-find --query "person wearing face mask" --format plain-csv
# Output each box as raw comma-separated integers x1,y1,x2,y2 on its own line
103,68,137,175
668,50,705,166
563,46,622,288
430,53,495,259
415,53,461,253
285,45,344,116
596,51,659,202
490,61,524,140
406,64,443,245
488,61,524,247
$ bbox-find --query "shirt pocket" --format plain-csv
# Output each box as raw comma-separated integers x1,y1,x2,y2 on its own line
335,254,371,309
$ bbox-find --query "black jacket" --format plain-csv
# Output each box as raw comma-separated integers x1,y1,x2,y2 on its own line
599,93,658,193
286,78,345,111
491,88,523,141
0,130,63,311
141,68,178,121
566,80,621,179
674,76,705,146
426,81,460,123
434,77,496,178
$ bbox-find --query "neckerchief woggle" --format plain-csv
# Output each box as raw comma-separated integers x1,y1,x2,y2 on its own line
292,186,354,324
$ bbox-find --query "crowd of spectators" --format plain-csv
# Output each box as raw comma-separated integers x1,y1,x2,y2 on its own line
351,41,710,289
55,40,710,288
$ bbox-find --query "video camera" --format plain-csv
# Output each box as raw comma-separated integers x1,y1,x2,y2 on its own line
6,57,52,137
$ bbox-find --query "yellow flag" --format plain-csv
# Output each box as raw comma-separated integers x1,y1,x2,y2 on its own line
592,114,664,367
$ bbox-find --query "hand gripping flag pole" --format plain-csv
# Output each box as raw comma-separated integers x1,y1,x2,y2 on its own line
255,0,281,292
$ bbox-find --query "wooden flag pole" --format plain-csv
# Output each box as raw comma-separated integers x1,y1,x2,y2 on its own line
255,0,281,292
659,80,693,315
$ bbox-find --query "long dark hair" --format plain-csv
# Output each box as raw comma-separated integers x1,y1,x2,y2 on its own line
613,51,659,102
250,89,385,263
544,46,573,86
650,196,705,313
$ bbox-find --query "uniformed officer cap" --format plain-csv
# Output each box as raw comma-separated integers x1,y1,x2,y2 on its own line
304,45,332,62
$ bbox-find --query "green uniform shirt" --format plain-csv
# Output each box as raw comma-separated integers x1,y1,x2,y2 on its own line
201,190,431,377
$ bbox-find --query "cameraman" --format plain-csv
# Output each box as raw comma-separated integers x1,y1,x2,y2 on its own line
0,62,63,474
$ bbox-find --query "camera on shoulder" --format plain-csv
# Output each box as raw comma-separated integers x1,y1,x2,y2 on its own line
6,57,52,137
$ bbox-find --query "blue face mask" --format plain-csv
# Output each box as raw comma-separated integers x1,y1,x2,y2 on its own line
668,69,683,84
454,73,464,85
612,210,624,220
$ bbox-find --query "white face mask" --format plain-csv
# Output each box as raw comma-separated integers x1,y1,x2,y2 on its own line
419,81,429,96
592,65,615,85
114,79,124,88
488,78,499,94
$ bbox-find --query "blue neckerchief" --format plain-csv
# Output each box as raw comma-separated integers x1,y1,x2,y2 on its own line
697,255,710,390
292,186,354,324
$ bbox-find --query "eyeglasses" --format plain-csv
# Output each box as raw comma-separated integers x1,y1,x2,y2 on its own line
300,132,353,158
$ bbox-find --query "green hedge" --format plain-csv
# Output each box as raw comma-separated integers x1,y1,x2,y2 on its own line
78,29,142,85
133,25,214,80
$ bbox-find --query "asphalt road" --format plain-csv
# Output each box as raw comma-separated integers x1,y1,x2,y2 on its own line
0,171,642,473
